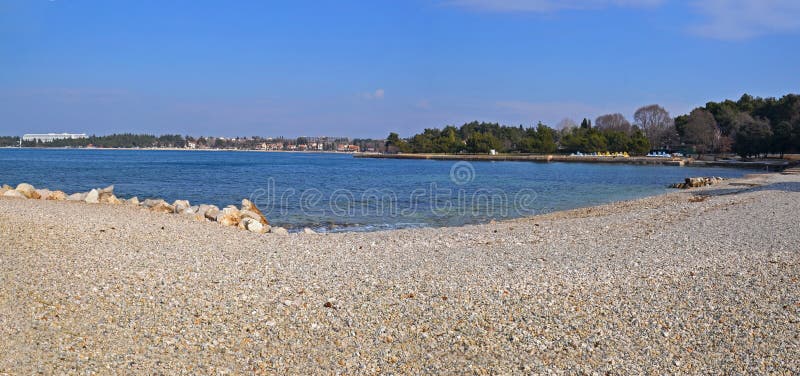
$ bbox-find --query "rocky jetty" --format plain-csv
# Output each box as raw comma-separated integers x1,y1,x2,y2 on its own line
0,182,288,235
669,176,726,189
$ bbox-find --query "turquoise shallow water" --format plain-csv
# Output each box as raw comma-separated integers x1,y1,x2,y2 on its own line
0,149,752,232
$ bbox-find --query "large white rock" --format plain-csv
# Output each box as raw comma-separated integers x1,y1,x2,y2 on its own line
217,207,241,227
270,227,289,236
240,210,263,222
47,190,67,201
203,205,220,221
126,196,140,206
35,189,52,200
241,199,269,225
172,200,191,213
15,183,39,199
2,189,26,199
84,189,100,204
196,204,212,218
222,205,240,215
242,217,268,234
149,201,175,213
67,192,87,201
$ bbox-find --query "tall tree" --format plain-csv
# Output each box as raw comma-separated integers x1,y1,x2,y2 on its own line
595,113,632,134
772,121,794,158
734,114,773,158
556,118,577,131
706,100,741,136
634,104,678,150
466,132,501,153
682,109,719,156
628,130,651,156
385,132,410,153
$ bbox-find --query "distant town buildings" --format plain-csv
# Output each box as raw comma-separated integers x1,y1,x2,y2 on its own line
10,133,384,152
191,135,363,152
337,144,360,152
22,133,88,142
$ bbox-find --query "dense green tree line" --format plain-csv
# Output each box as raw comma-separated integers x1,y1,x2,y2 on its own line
19,134,186,148
0,136,20,147
389,93,800,158
560,127,651,155
676,94,800,158
387,120,651,155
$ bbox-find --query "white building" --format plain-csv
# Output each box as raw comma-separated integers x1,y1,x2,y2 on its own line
22,133,88,142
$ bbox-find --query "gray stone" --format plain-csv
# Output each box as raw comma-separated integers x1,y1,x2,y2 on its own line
173,200,191,213
204,206,220,221
141,199,167,208
196,204,213,218
149,202,175,214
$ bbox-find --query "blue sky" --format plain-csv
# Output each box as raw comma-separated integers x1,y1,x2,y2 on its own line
1,0,798,138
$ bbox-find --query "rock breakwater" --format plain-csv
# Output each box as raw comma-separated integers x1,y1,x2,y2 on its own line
668,176,726,189
0,182,290,235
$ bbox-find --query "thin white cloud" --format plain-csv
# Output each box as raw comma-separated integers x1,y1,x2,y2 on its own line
689,0,800,40
361,89,385,100
415,99,432,110
445,0,663,13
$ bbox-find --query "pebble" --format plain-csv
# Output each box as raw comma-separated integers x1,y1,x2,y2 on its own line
0,173,797,374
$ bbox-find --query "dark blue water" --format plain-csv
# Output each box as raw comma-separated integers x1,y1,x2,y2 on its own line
0,149,751,232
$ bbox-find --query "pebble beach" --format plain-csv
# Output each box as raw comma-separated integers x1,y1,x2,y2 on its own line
1,172,798,374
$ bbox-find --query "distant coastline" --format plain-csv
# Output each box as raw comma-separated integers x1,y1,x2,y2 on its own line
354,152,796,170
0,146,358,154
2,146,794,170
